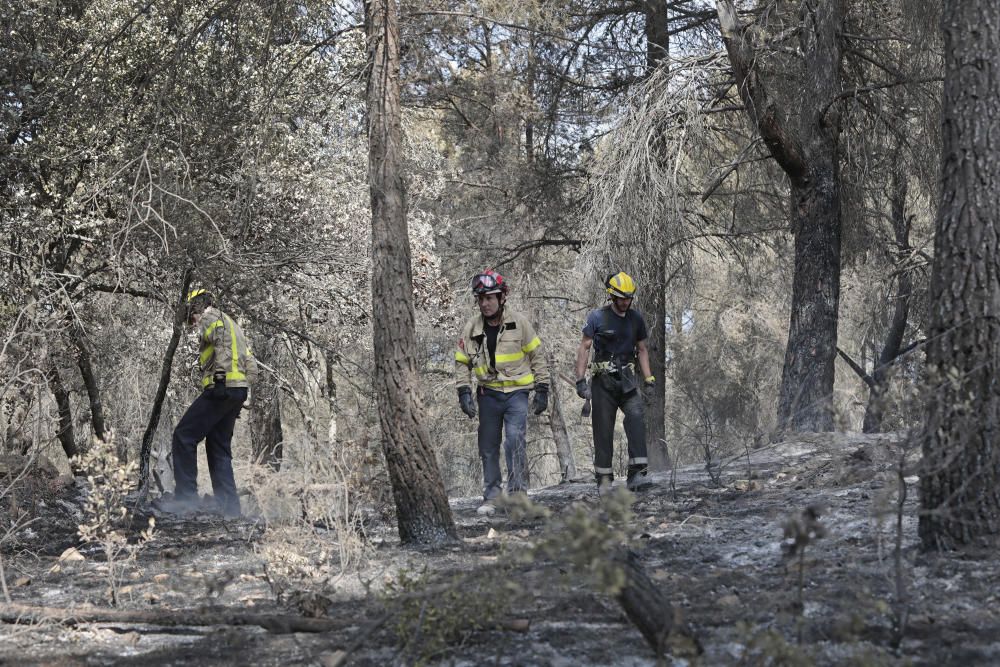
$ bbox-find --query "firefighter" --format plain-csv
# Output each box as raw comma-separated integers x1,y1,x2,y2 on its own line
574,272,655,493
166,289,257,517
455,270,549,516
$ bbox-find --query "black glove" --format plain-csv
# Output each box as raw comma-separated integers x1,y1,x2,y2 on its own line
531,384,549,415
575,378,591,400
642,376,656,404
212,372,227,399
457,386,477,419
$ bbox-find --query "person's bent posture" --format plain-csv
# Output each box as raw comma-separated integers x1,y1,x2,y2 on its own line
455,270,548,516
574,272,655,493
169,289,257,517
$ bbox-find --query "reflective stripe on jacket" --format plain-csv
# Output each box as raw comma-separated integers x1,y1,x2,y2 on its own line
455,308,548,393
198,307,258,389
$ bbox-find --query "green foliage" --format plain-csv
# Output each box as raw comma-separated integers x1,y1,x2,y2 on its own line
72,431,155,606
384,566,521,666
532,489,635,595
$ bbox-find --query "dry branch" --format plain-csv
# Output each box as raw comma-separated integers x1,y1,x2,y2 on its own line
0,603,339,634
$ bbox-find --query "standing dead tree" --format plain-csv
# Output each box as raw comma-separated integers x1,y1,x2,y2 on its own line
716,0,846,433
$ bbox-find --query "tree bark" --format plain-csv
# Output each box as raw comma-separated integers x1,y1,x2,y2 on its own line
366,0,456,545
717,0,844,433
73,326,107,444
546,352,577,482
643,0,670,472
249,333,283,471
46,360,77,460
137,271,192,501
919,0,1000,550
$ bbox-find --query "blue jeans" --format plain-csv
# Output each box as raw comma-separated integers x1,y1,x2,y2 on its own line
171,387,247,516
477,388,529,500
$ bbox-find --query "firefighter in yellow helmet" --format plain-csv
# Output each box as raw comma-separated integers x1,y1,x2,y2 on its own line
574,272,655,493
160,288,257,517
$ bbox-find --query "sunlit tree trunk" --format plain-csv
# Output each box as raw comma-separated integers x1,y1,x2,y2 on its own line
919,0,1000,550
366,0,456,545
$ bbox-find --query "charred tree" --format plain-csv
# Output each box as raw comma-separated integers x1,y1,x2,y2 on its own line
919,0,1000,550
717,0,845,433
137,271,192,501
644,0,671,472
73,325,107,444
46,359,77,460
366,0,456,545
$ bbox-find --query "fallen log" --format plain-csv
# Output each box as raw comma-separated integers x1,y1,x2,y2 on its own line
0,602,338,634
614,549,703,659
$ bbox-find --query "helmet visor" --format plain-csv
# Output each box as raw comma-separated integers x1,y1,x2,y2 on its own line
471,273,500,293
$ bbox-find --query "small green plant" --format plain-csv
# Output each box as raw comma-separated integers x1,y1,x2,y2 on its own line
533,488,636,594
72,431,155,606
384,565,521,665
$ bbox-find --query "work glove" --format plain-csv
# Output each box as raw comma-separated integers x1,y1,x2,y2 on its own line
457,386,477,419
211,372,227,400
642,376,656,404
531,384,549,415
575,378,591,400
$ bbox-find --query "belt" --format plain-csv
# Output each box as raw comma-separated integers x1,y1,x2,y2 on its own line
590,360,635,376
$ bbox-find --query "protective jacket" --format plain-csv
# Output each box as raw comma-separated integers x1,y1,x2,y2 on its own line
455,308,548,392
197,307,258,389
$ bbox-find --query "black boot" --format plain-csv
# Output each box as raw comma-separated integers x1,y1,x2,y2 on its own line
626,465,652,492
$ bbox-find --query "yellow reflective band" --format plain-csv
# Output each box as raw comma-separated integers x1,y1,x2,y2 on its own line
521,336,541,353
494,351,525,363
474,365,491,377
199,344,214,366
455,351,471,364
482,373,535,389
204,319,223,341
594,466,614,474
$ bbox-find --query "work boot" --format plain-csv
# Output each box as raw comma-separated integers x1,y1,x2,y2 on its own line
626,465,653,492
596,474,614,496
476,500,497,517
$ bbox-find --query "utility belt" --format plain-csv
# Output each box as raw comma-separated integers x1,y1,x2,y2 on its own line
590,358,636,376
591,356,639,393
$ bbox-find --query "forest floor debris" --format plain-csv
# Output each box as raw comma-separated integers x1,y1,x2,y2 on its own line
3,431,1000,665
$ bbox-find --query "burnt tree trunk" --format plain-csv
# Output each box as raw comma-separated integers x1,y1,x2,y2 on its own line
919,0,1000,550
46,360,77,460
717,0,845,433
137,271,192,500
862,167,912,433
73,326,107,444
366,0,456,545
643,0,670,471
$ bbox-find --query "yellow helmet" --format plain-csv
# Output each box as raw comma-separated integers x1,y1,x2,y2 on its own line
605,272,636,298
186,288,208,303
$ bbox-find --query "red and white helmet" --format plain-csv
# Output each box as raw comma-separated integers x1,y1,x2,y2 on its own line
470,269,508,295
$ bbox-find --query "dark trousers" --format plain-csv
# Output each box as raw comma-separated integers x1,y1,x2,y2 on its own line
172,387,247,515
591,373,647,478
477,388,529,500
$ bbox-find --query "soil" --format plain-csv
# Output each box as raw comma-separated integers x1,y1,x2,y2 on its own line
3,431,1000,666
